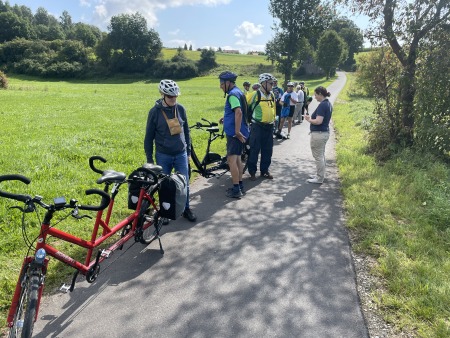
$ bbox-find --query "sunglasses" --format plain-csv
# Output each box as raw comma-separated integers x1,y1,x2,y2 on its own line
165,95,177,99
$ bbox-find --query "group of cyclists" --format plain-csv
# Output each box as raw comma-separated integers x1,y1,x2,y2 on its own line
144,70,332,218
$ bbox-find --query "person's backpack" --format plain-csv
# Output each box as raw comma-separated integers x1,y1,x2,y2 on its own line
246,91,275,123
158,172,187,220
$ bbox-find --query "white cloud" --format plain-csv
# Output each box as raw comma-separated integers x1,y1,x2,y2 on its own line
84,0,231,28
235,39,266,54
234,21,264,39
79,0,91,7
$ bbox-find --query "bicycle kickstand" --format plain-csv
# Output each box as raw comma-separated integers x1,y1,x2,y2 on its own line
60,270,79,293
156,231,164,255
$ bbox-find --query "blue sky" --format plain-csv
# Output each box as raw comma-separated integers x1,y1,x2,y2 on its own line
9,0,370,53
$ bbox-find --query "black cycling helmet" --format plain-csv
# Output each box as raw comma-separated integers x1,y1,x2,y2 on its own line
243,81,251,87
219,71,237,83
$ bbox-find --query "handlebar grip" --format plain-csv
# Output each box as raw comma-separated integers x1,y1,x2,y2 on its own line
211,122,218,127
0,174,32,202
89,155,107,174
78,189,111,211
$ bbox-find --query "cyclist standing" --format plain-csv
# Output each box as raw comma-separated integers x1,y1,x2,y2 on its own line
247,73,276,180
219,71,249,198
144,79,197,222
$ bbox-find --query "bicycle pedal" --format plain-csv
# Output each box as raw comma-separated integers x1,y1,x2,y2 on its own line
60,284,71,293
101,249,112,258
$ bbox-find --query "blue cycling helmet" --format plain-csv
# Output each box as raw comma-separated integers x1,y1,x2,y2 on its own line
219,71,237,83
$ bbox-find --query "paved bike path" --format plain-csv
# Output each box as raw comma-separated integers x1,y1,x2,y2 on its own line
33,72,369,337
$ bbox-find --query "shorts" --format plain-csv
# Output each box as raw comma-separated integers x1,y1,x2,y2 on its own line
226,135,244,156
288,105,295,117
280,106,290,118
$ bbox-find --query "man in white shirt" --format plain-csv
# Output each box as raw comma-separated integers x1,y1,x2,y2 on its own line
294,85,305,124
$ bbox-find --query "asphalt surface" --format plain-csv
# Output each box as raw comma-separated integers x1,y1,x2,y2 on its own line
33,72,369,338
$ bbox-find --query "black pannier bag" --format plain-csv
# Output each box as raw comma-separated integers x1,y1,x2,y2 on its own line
127,168,153,210
158,172,187,220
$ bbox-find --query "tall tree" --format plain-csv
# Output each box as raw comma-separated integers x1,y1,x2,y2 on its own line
315,30,348,78
329,17,363,70
105,12,162,72
59,10,72,33
267,0,334,85
338,0,450,146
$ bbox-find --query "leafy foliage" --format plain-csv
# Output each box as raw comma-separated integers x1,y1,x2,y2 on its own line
267,0,335,84
338,0,450,149
315,30,347,79
414,28,450,161
0,38,90,77
197,48,218,73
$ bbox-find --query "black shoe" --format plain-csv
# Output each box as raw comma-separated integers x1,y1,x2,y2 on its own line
183,208,197,222
162,218,170,225
226,188,243,199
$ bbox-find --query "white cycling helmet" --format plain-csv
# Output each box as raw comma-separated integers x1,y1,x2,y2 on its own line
287,82,295,87
259,73,274,84
159,79,180,96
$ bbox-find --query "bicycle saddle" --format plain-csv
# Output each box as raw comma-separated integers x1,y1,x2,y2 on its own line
96,170,127,184
143,163,163,175
206,127,220,133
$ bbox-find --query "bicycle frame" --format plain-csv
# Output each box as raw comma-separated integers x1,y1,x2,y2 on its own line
1,165,163,333
189,118,229,178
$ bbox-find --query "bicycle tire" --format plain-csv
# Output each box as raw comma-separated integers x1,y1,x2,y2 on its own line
8,271,39,338
22,274,39,338
137,199,161,244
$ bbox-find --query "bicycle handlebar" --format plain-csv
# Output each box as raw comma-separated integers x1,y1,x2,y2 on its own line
190,119,219,130
0,174,32,202
201,118,218,127
89,155,107,174
0,174,110,212
78,189,110,211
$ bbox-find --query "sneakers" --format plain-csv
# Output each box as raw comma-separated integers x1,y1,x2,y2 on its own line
286,133,290,139
309,174,317,179
182,208,197,222
261,172,273,179
307,177,323,184
162,218,170,225
226,188,244,199
249,173,257,181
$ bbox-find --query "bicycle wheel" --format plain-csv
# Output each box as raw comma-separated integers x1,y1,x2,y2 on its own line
137,199,161,244
8,271,39,338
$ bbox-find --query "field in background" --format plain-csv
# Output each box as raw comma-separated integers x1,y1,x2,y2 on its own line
161,48,271,66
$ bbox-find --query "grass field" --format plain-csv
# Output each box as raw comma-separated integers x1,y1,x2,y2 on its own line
0,69,329,328
333,74,450,338
162,48,271,65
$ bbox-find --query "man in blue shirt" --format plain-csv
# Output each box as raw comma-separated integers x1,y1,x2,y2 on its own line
219,71,250,198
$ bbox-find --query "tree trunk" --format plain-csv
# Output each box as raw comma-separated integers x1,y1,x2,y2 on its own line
398,62,416,146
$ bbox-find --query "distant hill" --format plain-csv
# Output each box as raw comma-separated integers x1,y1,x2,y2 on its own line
162,48,272,66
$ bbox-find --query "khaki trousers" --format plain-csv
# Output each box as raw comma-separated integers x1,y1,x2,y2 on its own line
310,131,330,181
